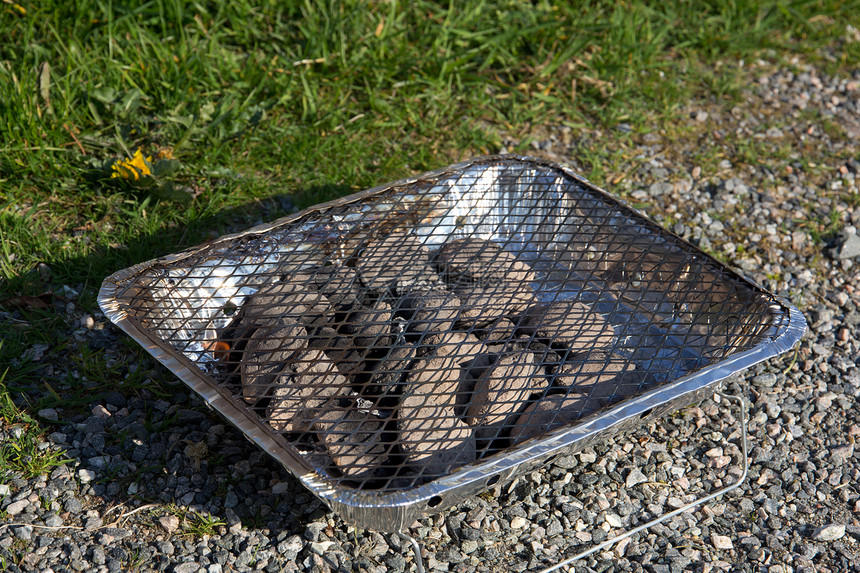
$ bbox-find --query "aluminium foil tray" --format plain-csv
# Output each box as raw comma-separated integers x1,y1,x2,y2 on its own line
98,155,806,532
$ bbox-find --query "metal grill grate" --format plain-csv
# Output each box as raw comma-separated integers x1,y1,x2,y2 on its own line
100,155,804,531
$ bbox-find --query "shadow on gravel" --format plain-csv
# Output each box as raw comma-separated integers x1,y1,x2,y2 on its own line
2,185,368,567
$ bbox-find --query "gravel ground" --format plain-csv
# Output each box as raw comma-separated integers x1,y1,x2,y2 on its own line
2,57,860,573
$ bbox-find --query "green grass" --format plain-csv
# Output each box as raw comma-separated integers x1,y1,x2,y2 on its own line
0,0,858,484
0,367,71,481
2,1,858,290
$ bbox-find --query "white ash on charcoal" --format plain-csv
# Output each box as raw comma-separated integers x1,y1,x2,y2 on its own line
471,317,518,343
465,347,548,441
433,238,536,286
551,350,640,397
363,342,419,396
518,300,615,351
419,331,489,364
451,280,538,329
307,264,364,308
395,288,461,334
302,406,392,481
306,325,375,379
398,400,476,478
239,322,308,403
397,343,480,475
238,273,334,328
434,238,539,328
223,234,653,480
509,392,605,446
264,349,350,433
357,232,437,295
338,298,395,348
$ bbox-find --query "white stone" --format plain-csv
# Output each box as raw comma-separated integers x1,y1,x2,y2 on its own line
626,468,648,488
604,513,623,528
813,524,846,542
510,516,528,529
309,541,335,555
91,405,111,419
77,469,96,483
5,499,28,516
711,535,733,550
159,515,180,534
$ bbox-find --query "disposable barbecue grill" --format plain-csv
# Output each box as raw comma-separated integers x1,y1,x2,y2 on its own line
99,155,805,542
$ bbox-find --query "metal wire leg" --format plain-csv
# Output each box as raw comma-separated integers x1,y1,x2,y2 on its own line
399,531,427,573
539,390,750,573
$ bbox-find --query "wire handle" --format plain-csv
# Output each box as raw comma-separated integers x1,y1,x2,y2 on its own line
538,390,749,572
400,531,427,573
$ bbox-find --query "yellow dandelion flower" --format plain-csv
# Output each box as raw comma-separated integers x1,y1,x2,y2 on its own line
111,148,153,180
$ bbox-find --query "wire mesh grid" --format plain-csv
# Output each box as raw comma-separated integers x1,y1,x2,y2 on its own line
101,155,802,529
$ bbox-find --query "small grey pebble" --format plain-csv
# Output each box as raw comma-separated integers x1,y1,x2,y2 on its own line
64,497,83,513
38,408,59,421
753,372,777,387
44,514,63,527
12,525,33,541
173,563,201,573
91,546,106,565
224,490,239,509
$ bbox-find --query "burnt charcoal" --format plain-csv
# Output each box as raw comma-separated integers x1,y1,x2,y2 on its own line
396,289,461,334
472,318,518,343
398,343,479,475
453,281,537,329
308,265,364,308
403,345,462,397
364,342,419,396
419,332,493,414
553,350,639,395
434,238,536,286
240,322,308,403
240,274,333,328
481,338,564,376
340,299,394,348
398,393,476,477
305,407,391,480
466,347,547,440
518,300,615,351
307,326,372,379
509,393,604,446
556,351,646,406
397,266,444,296
231,233,641,486
432,238,538,329
420,331,489,362
357,232,436,294
264,348,349,432
525,340,563,370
